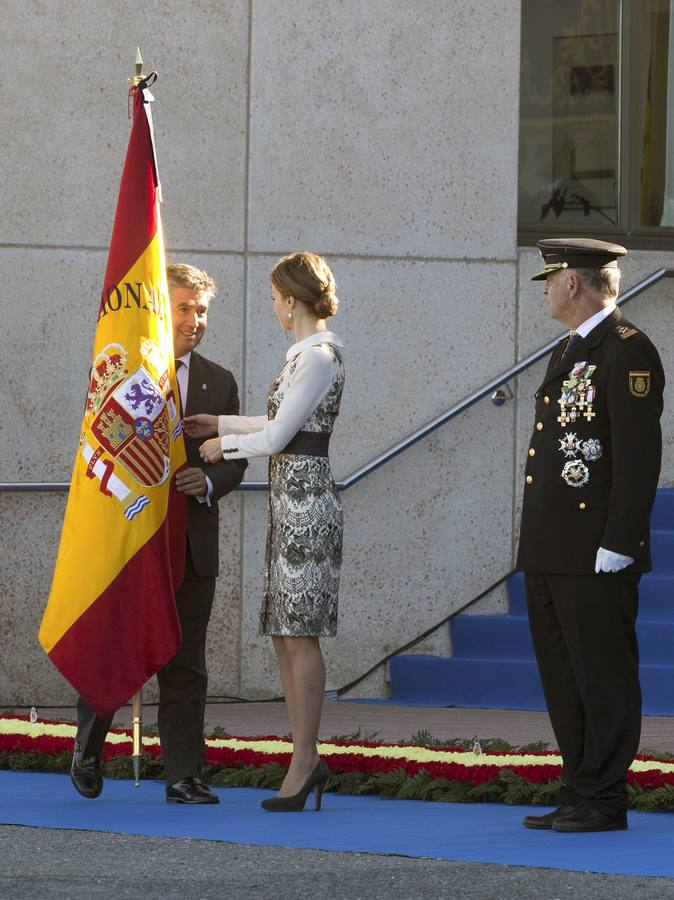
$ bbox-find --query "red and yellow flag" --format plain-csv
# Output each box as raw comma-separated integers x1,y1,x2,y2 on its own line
39,76,187,717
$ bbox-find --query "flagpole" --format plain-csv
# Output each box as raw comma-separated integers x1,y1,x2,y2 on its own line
129,47,145,791
131,688,143,787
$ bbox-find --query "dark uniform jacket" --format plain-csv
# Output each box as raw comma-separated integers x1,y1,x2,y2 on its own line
184,350,247,577
516,309,664,575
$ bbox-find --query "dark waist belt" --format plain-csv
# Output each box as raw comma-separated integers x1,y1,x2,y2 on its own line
280,431,330,457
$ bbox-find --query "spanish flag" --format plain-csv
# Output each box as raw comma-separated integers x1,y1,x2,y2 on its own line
39,74,187,717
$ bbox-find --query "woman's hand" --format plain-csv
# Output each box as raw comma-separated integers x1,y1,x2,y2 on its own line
182,413,219,438
199,437,224,464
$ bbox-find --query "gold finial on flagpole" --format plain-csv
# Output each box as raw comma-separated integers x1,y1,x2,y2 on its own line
129,47,145,86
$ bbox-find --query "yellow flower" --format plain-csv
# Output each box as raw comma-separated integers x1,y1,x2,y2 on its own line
2,718,672,775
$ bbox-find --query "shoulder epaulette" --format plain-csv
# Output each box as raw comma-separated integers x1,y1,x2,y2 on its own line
616,325,638,340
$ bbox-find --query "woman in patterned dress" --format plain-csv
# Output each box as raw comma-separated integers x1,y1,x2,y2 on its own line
183,252,345,812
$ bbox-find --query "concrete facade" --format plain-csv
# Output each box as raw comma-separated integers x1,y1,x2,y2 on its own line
1,2,671,706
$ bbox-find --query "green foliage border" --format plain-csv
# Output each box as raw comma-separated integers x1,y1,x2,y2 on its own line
3,748,674,811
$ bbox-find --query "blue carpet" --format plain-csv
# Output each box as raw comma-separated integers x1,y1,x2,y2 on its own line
2,772,674,878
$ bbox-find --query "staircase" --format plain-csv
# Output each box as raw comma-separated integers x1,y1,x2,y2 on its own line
389,488,674,714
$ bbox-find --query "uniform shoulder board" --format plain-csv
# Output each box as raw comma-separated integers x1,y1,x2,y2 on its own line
616,325,638,340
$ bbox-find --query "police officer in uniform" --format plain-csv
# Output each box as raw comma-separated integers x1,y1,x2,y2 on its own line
517,238,665,833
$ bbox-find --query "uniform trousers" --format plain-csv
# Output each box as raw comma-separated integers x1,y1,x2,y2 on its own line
76,551,216,786
525,571,641,818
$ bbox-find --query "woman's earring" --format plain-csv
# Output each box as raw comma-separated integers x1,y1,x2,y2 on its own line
288,311,293,320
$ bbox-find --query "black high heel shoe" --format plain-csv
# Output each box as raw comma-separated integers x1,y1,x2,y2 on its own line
261,759,329,812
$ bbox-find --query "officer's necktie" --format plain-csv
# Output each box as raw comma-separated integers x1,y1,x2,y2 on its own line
562,331,580,358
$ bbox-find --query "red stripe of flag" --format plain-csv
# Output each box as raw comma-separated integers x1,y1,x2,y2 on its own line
49,518,181,718
103,92,159,292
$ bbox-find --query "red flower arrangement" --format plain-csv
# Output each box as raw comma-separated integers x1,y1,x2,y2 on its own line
2,715,674,809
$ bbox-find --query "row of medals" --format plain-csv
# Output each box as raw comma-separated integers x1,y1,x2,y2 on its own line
556,362,601,488
558,361,597,426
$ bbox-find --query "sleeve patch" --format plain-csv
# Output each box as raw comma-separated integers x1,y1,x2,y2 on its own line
628,371,651,397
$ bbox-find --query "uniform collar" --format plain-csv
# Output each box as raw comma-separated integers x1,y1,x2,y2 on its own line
286,331,343,361
575,303,617,339
584,306,622,349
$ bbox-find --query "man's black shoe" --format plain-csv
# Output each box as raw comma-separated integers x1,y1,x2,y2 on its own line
522,804,577,830
70,742,103,799
552,806,627,832
166,776,219,804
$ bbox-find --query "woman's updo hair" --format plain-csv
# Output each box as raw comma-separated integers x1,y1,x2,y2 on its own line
271,251,339,319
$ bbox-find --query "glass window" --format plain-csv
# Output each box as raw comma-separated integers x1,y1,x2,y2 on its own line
519,0,620,229
519,0,674,242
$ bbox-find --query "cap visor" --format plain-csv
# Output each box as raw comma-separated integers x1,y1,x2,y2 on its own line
531,269,548,281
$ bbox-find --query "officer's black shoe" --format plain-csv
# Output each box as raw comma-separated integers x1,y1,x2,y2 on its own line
522,804,577,830
552,805,627,832
70,741,103,799
166,776,219,804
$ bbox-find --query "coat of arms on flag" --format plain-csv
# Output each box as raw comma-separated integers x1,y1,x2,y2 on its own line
92,366,170,486
88,345,176,490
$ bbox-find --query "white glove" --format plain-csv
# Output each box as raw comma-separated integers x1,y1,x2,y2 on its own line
595,547,635,574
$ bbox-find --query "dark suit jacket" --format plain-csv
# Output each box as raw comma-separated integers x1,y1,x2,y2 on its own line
183,350,247,577
516,310,664,575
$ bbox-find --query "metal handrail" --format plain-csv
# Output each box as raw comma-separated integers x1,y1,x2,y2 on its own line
2,268,671,495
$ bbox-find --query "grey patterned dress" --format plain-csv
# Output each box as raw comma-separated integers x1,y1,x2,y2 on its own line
260,341,345,636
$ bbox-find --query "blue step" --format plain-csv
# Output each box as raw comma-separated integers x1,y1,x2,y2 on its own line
651,530,674,573
388,655,674,715
639,576,674,620
452,614,533,660
509,571,674,620
651,488,674,530
508,571,527,616
390,487,674,713
451,615,674,663
389,656,546,710
640,665,674,715
638,621,674,664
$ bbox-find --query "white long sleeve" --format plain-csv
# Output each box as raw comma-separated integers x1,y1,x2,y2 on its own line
217,414,267,435
219,345,335,459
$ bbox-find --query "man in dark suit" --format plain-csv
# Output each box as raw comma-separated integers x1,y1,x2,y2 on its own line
71,263,246,804
517,238,665,833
